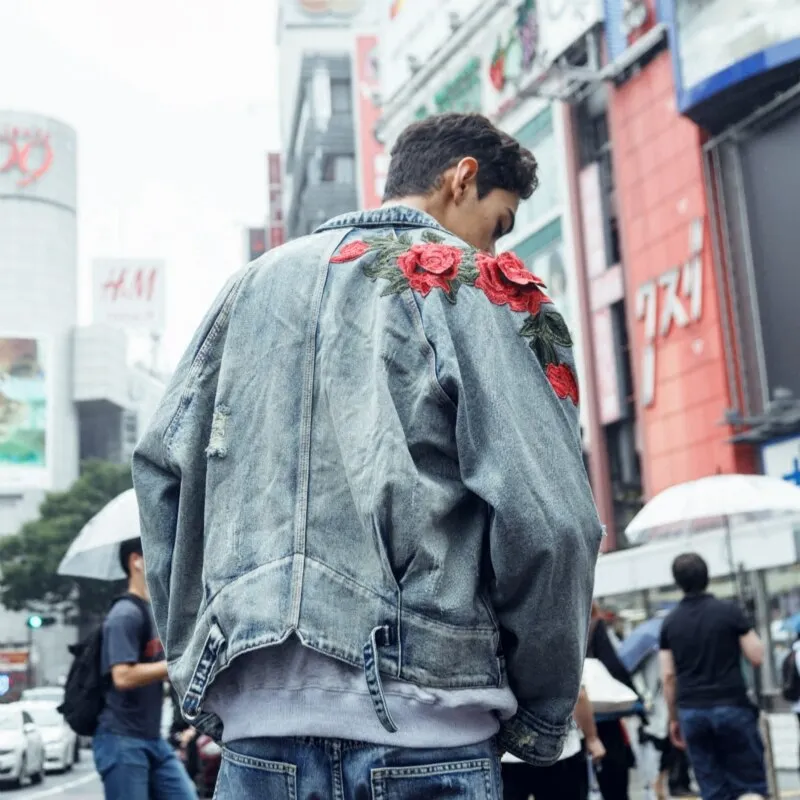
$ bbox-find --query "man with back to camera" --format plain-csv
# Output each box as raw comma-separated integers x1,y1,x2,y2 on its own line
660,552,767,800
133,112,604,798
92,538,196,799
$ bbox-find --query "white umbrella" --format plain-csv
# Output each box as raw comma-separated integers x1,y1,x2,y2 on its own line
57,489,140,581
625,473,800,545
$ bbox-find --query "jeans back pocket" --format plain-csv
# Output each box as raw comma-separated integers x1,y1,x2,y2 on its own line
371,758,496,800
213,750,297,800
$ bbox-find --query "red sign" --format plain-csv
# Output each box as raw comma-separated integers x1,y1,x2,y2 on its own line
267,152,286,248
0,128,53,188
354,35,386,209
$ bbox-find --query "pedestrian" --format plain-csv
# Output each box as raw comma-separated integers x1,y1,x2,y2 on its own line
134,112,603,799
92,538,196,800
660,552,768,800
587,603,638,800
503,685,606,800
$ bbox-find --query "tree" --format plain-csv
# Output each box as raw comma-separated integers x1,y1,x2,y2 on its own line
0,460,133,622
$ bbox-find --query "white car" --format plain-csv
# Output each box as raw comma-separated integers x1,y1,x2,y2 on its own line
0,704,45,788
20,702,77,773
21,687,65,705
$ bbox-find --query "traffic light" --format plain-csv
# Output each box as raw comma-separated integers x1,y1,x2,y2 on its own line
26,615,56,629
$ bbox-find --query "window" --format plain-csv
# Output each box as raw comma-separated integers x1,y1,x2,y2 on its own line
331,80,351,114
322,154,355,184
514,107,561,230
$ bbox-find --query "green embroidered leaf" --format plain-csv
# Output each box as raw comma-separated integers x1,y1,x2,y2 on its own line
397,232,413,247
543,311,573,347
443,279,460,304
530,336,558,369
459,262,479,285
421,230,444,244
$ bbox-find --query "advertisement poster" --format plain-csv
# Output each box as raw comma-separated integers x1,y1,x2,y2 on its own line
354,35,386,209
0,338,48,488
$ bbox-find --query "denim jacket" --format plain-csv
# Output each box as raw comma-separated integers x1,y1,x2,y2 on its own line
133,205,603,765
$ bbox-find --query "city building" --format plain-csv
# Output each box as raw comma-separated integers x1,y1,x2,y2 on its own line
376,0,641,548
0,112,166,687
594,0,800,712
277,0,384,238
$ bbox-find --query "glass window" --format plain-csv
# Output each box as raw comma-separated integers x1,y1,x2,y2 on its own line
322,155,355,184
514,107,561,230
331,80,351,114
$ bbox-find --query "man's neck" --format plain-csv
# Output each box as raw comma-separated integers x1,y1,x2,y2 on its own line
127,577,149,601
383,196,438,217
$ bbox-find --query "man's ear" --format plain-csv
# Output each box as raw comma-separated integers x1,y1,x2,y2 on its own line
450,157,479,204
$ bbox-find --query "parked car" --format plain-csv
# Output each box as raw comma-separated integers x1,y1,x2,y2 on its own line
20,702,77,773
20,687,65,705
0,704,45,788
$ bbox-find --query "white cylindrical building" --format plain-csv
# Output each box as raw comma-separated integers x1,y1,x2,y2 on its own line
0,112,79,533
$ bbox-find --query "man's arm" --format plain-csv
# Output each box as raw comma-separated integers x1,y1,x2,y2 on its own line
423,285,603,766
659,649,685,749
111,661,168,691
573,686,605,763
104,605,169,692
133,272,244,662
740,631,765,667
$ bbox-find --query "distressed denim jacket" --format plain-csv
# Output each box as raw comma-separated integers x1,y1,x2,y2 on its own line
133,205,603,766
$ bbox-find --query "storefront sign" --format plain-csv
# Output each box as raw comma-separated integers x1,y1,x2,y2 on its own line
664,0,800,116
0,128,53,188
93,259,167,334
635,218,704,407
0,338,50,489
761,435,800,486
267,153,286,249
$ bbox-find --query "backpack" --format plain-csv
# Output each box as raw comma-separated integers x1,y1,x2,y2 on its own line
57,594,150,736
781,648,800,703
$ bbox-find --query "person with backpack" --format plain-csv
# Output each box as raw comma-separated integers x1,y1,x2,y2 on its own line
91,538,196,800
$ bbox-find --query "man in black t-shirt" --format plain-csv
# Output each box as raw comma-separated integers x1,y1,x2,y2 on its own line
659,553,767,800
92,539,196,800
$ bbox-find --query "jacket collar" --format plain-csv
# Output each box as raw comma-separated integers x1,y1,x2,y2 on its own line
315,205,447,234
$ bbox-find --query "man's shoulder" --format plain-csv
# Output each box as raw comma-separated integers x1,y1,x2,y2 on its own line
105,597,146,629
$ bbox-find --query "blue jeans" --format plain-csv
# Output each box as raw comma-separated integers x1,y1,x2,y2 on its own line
213,737,502,799
93,731,197,800
679,705,767,800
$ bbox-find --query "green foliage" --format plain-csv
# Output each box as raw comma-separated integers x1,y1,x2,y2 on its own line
0,460,132,621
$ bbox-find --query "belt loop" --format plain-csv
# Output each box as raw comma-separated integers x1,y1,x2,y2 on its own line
363,625,398,733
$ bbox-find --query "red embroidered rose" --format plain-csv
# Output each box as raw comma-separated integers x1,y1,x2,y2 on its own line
475,251,550,314
397,243,462,296
546,363,579,405
331,240,370,263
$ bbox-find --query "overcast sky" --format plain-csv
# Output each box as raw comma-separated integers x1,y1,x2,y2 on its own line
1,0,281,368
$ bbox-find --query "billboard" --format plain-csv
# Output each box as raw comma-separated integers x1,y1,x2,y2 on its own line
0,338,49,489
379,0,485,104
353,35,387,209
92,259,166,334
537,0,604,64
663,0,800,118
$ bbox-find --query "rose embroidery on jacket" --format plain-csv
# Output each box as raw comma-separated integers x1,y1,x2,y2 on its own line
330,232,578,404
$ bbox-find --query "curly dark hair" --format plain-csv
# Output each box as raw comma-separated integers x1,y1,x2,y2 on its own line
383,113,539,202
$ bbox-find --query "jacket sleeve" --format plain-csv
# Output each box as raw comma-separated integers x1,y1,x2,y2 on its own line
132,271,244,663
427,287,604,766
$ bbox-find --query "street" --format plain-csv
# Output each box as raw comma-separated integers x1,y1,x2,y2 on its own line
1,755,101,798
